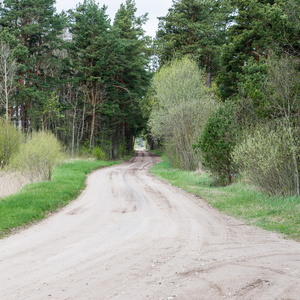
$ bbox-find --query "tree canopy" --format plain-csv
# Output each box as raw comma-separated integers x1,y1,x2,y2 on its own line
0,0,151,158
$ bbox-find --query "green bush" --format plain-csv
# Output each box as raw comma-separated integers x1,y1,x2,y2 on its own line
93,146,107,160
9,130,64,181
0,118,23,167
232,123,300,196
194,101,239,185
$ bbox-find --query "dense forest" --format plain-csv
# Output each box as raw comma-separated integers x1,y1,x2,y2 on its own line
0,0,299,196
146,0,300,197
0,0,151,158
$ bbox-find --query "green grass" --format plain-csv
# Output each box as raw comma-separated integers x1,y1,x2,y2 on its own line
0,159,123,237
151,153,300,241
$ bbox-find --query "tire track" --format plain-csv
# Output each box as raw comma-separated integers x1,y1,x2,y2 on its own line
0,150,299,300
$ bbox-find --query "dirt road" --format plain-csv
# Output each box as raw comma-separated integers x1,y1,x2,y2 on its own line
0,151,299,299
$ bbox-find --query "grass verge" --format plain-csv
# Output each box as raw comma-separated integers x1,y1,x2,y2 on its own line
150,153,300,241
0,159,123,238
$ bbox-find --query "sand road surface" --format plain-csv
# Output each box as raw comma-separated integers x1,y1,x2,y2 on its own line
0,151,299,299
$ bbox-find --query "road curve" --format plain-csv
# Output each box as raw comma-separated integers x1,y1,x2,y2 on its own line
0,150,299,299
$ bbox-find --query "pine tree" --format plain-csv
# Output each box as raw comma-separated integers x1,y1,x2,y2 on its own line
269,0,300,56
216,0,298,100
69,0,123,149
112,0,151,157
0,0,66,130
156,0,230,87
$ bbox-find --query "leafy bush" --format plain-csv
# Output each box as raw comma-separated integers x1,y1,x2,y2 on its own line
93,146,107,160
9,130,64,181
0,118,23,167
195,101,239,185
232,123,300,196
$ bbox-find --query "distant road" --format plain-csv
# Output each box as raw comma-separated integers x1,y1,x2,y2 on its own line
0,151,299,299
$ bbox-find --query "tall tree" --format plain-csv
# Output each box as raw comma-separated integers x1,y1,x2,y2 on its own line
0,0,65,130
156,0,230,87
69,0,123,149
270,0,300,57
216,0,298,100
112,0,151,157
0,39,17,121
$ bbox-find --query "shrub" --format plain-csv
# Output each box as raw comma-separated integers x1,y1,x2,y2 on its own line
232,123,300,196
9,130,64,181
0,118,23,167
195,101,239,185
93,146,107,160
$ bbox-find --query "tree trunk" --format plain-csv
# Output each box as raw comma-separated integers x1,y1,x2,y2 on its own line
287,126,299,196
71,105,77,157
77,101,86,154
20,104,26,131
4,60,8,121
90,102,95,150
205,54,212,88
122,122,125,157
112,125,119,159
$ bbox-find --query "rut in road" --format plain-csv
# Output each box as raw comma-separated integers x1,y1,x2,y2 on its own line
0,150,299,300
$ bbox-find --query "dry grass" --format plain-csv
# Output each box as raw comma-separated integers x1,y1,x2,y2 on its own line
0,171,32,198
0,157,102,198
0,159,126,237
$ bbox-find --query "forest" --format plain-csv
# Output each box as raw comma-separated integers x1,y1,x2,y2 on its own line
0,0,299,197
0,0,151,159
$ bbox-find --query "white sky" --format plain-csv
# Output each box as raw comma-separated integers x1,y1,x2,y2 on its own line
55,0,173,37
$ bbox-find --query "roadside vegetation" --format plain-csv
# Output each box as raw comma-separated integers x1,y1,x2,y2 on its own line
0,121,65,190
0,1,299,239
0,0,150,159
151,153,300,241
145,1,300,201
0,159,124,238
0,119,130,237
148,57,218,170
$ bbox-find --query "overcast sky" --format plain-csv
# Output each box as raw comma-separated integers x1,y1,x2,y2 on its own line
55,0,173,37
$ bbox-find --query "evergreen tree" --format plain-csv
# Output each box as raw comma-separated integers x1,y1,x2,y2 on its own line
270,0,300,56
216,0,299,100
112,0,151,156
69,0,123,148
0,0,66,130
156,0,230,86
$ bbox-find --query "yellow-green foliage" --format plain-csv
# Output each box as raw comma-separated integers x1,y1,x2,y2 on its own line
0,118,23,167
148,57,218,170
232,123,300,196
9,130,64,181
93,147,107,160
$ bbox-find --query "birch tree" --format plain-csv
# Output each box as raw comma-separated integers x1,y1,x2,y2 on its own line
149,57,218,170
0,40,17,121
